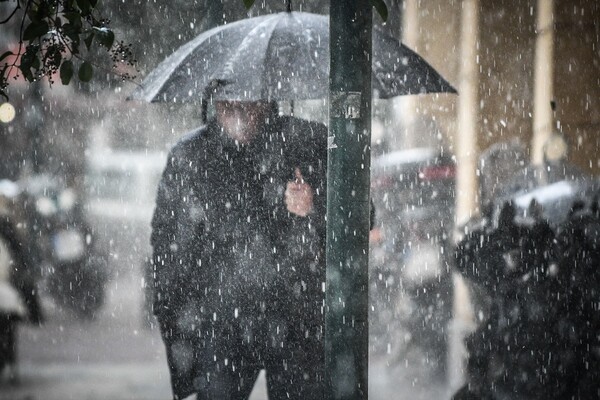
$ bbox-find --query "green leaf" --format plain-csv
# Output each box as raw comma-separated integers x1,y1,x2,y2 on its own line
0,51,13,63
31,56,41,70
78,61,93,82
84,33,94,50
79,0,92,15
60,60,74,85
72,15,83,30
23,21,50,41
28,4,43,22
370,0,388,22
94,27,115,49
76,0,92,15
19,45,38,72
64,12,80,25
0,66,8,101
242,0,256,9
0,64,8,84
19,64,34,82
62,22,82,43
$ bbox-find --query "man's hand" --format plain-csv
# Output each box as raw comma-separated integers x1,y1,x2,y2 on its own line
285,168,314,217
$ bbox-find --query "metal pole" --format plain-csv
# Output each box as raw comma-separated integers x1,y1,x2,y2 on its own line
200,1,224,123
325,1,372,399
532,0,555,166
455,0,480,226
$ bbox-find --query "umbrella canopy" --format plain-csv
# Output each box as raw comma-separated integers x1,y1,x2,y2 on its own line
129,11,456,102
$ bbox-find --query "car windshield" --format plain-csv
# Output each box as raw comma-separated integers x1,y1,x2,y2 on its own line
86,169,137,201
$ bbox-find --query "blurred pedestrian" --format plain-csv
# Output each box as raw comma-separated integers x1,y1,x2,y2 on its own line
151,100,328,400
0,215,44,383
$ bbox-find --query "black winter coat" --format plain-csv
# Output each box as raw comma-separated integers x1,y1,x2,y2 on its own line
151,115,328,398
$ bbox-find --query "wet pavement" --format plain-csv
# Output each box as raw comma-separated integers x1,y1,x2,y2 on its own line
0,265,463,400
0,267,173,400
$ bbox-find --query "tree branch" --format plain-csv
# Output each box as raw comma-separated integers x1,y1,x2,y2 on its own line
0,0,21,25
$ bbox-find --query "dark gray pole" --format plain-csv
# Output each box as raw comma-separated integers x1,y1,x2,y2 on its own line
325,1,372,399
200,0,224,124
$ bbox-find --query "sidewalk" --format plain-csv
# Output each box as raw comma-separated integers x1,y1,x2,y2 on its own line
0,269,270,400
0,361,171,400
0,267,457,400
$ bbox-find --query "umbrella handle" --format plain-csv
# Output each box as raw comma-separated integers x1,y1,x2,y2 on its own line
201,98,208,125
201,79,229,124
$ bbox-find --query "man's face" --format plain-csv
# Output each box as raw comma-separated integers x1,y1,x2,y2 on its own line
215,101,272,144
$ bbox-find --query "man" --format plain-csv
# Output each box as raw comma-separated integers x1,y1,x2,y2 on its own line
151,100,328,399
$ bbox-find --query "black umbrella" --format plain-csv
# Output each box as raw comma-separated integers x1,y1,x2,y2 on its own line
128,11,456,103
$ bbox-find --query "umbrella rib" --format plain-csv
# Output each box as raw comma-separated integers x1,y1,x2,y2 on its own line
214,14,282,93
262,13,329,100
292,14,330,98
260,13,291,99
139,23,233,102
131,12,456,102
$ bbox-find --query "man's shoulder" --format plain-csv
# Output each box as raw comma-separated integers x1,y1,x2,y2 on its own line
277,115,327,143
169,124,216,157
278,115,327,131
175,125,209,147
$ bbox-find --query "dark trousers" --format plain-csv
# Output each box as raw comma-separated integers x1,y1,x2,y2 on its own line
162,311,325,400
193,341,325,400
195,312,324,400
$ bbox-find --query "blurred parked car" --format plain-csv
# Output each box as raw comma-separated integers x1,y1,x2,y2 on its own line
84,150,166,272
369,147,456,376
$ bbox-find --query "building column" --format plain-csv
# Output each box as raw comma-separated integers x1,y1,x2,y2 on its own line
532,0,555,165
400,0,419,147
455,0,480,225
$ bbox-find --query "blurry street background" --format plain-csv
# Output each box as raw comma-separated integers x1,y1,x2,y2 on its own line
0,268,173,400
0,264,455,400
1,0,599,399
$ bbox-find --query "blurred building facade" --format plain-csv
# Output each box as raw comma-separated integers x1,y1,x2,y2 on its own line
1,0,598,222
389,0,599,222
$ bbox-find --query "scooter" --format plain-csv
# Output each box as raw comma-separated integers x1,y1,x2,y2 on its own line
23,176,107,319
369,147,456,377
369,219,453,377
397,225,453,375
